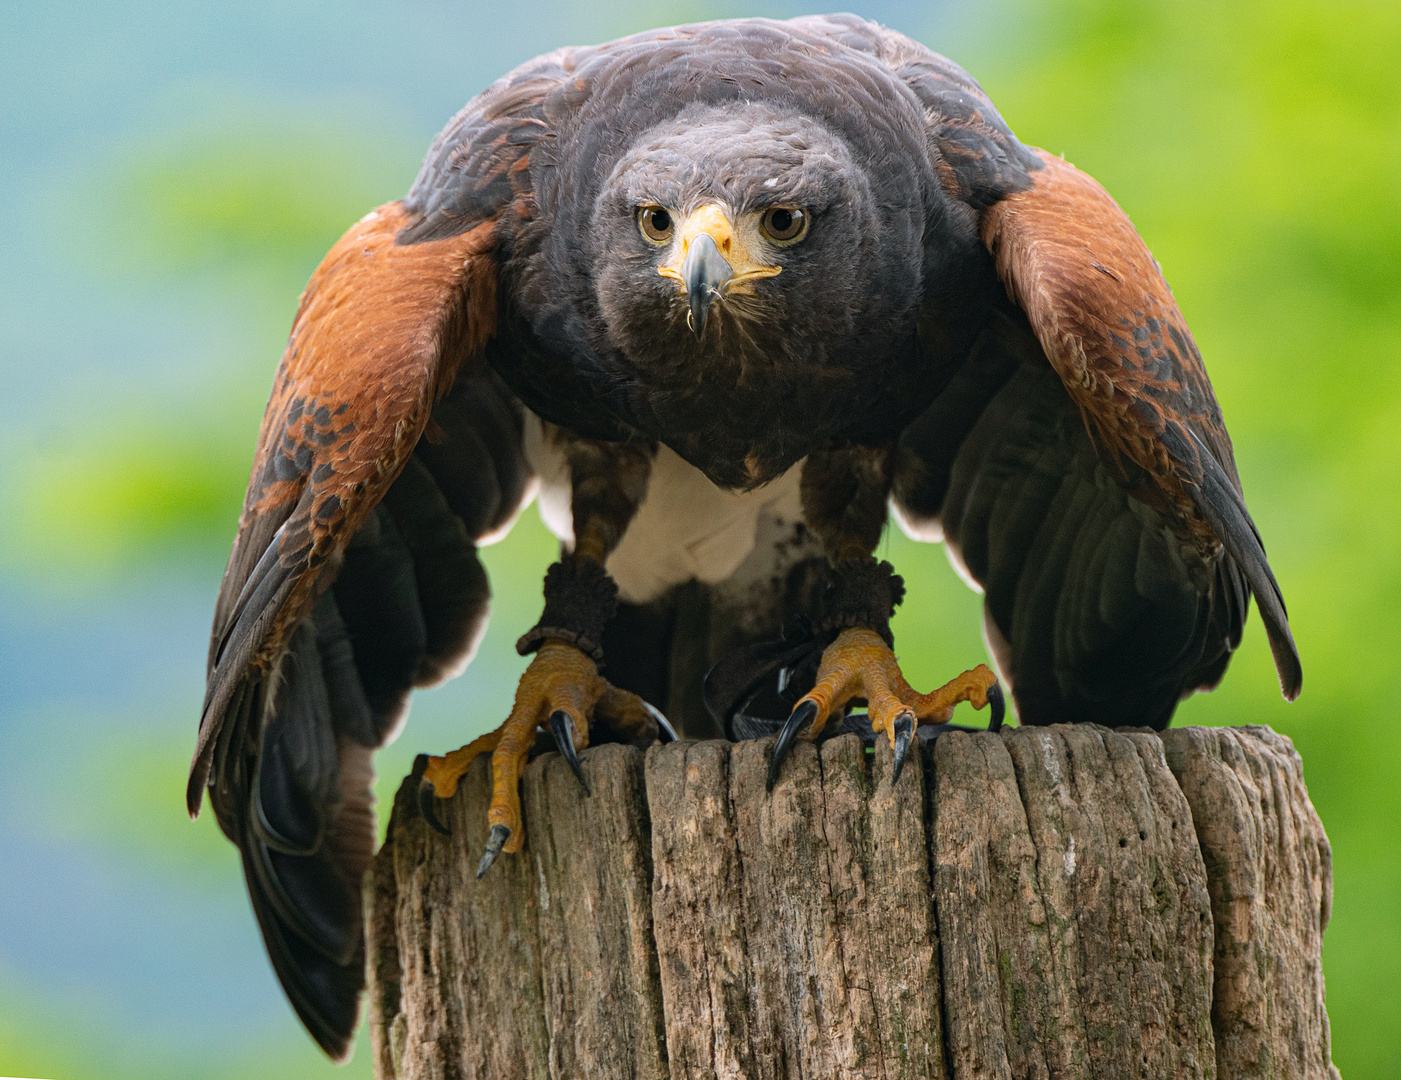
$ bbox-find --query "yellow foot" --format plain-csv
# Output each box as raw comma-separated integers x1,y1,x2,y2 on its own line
767,627,1002,789
414,641,675,876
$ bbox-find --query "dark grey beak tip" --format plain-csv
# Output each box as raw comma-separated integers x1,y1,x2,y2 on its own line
682,232,732,340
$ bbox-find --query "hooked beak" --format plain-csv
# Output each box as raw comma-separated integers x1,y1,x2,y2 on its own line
682,232,731,339
658,204,782,340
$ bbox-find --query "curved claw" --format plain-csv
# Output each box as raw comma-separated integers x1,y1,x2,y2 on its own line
476,823,511,879
643,700,680,743
413,753,452,836
550,710,590,795
768,699,818,791
890,710,915,786
986,681,1006,732
418,784,452,836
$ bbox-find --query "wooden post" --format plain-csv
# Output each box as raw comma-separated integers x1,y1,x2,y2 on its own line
365,725,1337,1080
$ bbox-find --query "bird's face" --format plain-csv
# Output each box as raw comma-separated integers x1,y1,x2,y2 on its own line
586,104,925,488
646,201,795,340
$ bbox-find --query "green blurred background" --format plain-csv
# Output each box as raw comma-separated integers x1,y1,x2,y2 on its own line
1,0,1396,1076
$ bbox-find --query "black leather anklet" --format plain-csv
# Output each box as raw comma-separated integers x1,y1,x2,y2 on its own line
515,559,619,663
813,557,906,647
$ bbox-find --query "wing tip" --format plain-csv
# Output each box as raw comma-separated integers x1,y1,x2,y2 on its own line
185,763,208,818
1274,637,1303,703
1261,607,1303,702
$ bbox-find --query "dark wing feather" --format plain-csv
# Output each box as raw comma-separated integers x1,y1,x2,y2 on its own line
898,325,1249,728
980,151,1300,701
189,202,515,1060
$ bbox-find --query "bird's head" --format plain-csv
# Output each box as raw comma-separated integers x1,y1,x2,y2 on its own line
584,103,926,488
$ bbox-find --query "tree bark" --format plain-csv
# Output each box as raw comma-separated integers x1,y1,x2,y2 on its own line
366,725,1337,1080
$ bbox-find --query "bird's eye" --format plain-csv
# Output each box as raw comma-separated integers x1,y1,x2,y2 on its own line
759,206,808,244
638,205,674,244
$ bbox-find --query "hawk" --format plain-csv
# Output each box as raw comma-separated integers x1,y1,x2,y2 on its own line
187,15,1301,1059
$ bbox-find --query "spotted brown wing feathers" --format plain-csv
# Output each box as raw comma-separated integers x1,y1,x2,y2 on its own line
192,203,497,804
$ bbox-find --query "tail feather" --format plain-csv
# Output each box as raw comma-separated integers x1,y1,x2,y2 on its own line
241,835,363,1062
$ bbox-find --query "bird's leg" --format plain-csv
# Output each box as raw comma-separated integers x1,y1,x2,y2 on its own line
418,431,670,874
768,442,1003,788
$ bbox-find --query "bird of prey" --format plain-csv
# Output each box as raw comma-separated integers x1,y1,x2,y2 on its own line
188,14,1301,1059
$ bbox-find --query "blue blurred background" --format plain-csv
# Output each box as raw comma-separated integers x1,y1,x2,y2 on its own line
1,0,1397,1076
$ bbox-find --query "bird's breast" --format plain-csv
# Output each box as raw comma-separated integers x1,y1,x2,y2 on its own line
524,412,815,605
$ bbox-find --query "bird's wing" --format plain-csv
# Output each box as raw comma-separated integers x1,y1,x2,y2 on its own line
869,31,1301,720
188,204,512,1058
977,151,1300,702
187,46,582,1052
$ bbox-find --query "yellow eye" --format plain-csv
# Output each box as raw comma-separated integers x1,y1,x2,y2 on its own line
638,205,674,244
759,206,808,244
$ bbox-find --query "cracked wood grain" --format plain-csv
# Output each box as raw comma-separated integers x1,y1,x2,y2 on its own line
645,739,758,1080
381,754,549,1080
1162,726,1339,1080
367,726,1335,1080
524,743,669,1080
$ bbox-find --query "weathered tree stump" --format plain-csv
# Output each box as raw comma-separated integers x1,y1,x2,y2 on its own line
365,725,1337,1080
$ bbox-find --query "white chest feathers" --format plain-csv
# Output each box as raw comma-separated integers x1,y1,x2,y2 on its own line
524,412,808,605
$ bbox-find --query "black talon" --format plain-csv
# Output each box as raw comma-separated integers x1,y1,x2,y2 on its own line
413,753,452,836
643,700,680,743
418,784,452,836
476,823,511,879
890,710,915,786
986,681,1006,732
550,709,590,795
768,699,818,791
